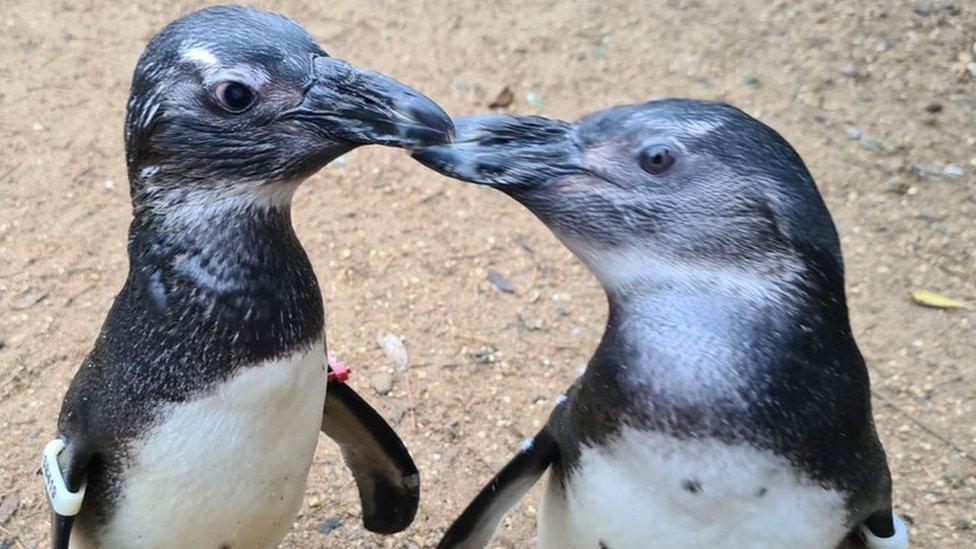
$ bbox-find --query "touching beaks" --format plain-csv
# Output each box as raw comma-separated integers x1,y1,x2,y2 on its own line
298,56,454,149
411,114,579,189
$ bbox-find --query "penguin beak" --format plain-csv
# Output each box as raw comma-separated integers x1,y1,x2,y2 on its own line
411,114,580,189
298,56,454,149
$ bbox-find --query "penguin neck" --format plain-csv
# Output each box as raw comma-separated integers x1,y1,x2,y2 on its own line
127,179,316,302
602,269,795,364
591,259,854,406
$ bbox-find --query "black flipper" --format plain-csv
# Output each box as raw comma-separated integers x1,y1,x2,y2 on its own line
322,380,419,534
438,427,558,549
51,514,74,549
48,440,90,549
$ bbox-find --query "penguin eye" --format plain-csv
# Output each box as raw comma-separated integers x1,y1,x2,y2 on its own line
639,144,676,175
213,81,257,113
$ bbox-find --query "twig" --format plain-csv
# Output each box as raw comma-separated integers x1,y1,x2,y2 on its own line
0,524,27,549
872,388,976,467
0,163,20,186
403,371,418,430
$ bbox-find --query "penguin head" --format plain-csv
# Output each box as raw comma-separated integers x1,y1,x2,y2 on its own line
125,5,453,207
414,100,844,296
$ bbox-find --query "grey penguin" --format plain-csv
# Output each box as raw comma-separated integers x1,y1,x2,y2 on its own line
412,100,908,548
40,5,454,548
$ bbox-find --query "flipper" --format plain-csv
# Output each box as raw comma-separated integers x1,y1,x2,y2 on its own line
43,438,90,549
860,508,909,549
322,379,420,534
438,427,558,549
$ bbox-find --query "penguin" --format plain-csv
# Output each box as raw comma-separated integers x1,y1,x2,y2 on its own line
41,5,453,548
412,101,909,548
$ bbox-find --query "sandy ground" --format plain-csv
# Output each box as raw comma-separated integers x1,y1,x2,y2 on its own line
1,0,974,547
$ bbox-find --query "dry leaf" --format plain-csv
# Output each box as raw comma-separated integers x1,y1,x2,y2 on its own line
11,290,47,310
909,290,967,310
376,332,409,371
0,493,19,525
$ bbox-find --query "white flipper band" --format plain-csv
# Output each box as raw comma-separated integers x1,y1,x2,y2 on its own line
41,439,86,516
861,514,909,549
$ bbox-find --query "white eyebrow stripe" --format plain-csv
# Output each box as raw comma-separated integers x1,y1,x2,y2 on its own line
182,46,219,68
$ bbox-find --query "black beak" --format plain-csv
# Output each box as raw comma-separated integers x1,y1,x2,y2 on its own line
411,115,579,189
298,56,454,149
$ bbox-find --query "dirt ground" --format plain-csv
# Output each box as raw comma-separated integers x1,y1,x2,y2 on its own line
0,0,974,547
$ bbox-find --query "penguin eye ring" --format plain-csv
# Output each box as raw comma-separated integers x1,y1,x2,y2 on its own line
638,143,677,175
213,81,257,113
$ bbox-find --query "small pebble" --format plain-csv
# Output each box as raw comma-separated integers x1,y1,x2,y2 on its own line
525,91,543,108
317,516,342,534
370,372,393,395
523,318,545,331
487,85,514,108
942,166,964,177
845,126,862,140
487,269,516,293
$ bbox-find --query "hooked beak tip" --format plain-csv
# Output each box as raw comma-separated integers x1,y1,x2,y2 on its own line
394,95,455,149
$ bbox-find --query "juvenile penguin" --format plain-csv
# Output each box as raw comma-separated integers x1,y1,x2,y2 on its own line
413,101,908,548
42,6,453,548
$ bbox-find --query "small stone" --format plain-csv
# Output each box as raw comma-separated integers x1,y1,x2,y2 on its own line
844,126,862,140
942,165,964,177
914,3,932,16
742,74,759,87
487,269,516,293
523,318,545,331
859,138,880,152
487,85,514,108
524,91,543,108
370,372,393,395
938,1,959,14
886,180,911,195
956,519,972,531
443,422,461,439
841,65,861,78
924,102,943,113
470,347,497,364
317,516,342,534
554,307,570,317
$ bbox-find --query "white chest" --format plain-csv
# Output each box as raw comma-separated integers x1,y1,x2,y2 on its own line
538,429,849,549
80,340,328,549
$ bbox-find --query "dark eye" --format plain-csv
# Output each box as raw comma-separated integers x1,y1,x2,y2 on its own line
214,81,256,113
639,144,676,174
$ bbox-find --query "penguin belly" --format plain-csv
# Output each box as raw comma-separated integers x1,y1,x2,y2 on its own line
538,428,850,549
74,340,327,549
